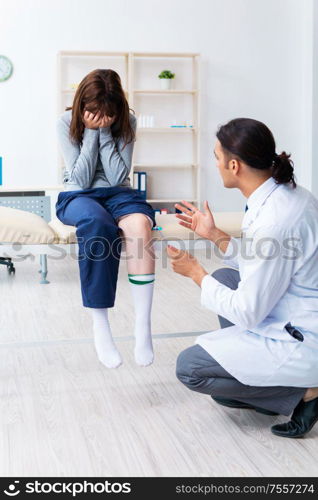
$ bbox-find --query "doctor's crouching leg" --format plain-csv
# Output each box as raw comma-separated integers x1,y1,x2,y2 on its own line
176,266,318,437
176,344,306,418
211,267,240,328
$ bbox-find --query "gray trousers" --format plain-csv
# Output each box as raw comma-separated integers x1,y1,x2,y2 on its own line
176,268,306,416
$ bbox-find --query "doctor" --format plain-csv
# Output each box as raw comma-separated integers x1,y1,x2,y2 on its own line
167,117,318,438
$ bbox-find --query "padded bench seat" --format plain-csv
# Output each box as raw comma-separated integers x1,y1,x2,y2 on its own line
48,212,244,244
0,206,244,283
0,206,244,244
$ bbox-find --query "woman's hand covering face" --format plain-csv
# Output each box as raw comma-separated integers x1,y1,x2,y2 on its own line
83,109,116,129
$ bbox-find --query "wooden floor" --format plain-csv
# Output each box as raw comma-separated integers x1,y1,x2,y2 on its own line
0,249,317,477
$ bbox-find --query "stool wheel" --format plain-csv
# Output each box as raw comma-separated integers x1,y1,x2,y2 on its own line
8,264,15,275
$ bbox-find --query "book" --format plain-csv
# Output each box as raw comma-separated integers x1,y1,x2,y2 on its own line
133,172,139,189
138,172,147,199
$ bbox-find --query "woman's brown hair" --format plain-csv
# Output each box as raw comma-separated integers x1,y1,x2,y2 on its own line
66,69,135,150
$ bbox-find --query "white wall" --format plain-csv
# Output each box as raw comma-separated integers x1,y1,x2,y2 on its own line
0,0,314,212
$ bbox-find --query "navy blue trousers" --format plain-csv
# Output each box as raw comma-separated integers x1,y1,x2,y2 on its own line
55,186,156,308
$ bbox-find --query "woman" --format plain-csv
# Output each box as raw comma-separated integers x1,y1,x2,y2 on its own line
168,118,318,438
56,69,156,369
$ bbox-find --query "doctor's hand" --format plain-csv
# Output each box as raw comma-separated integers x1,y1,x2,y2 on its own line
174,200,217,241
167,245,208,286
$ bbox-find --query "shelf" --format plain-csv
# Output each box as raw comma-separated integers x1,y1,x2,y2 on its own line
62,89,128,94
63,89,194,95
58,51,200,206
133,163,198,169
134,89,197,94
137,127,195,133
59,51,128,57
0,185,64,192
132,52,199,58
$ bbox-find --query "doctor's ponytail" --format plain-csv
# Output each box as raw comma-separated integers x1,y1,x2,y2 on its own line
216,118,297,188
271,151,296,187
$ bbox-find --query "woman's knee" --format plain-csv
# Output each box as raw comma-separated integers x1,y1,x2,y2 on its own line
118,213,152,236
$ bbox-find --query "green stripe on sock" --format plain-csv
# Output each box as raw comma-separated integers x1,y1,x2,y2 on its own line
129,278,155,285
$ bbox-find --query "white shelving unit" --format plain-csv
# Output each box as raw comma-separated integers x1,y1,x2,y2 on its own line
57,51,201,211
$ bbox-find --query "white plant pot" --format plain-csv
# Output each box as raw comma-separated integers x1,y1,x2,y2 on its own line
160,78,173,90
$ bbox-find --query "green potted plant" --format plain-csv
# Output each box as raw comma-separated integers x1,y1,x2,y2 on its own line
158,70,175,90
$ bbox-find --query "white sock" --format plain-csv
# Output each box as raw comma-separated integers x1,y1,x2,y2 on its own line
128,274,155,366
91,308,122,368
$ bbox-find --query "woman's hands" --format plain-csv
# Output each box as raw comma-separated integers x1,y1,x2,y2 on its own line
175,200,216,240
83,110,116,130
99,114,116,128
83,110,102,129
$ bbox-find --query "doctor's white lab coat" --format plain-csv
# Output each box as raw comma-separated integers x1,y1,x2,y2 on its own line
196,177,318,387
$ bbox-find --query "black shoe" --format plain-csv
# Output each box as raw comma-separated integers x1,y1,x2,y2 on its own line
271,396,318,438
212,396,279,416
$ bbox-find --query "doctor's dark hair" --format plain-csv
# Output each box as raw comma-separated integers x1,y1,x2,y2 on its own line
216,118,296,188
66,69,135,149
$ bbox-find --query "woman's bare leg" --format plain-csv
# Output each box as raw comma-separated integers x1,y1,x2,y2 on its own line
118,214,155,366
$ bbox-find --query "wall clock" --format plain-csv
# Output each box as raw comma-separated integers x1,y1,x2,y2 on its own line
0,56,13,82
